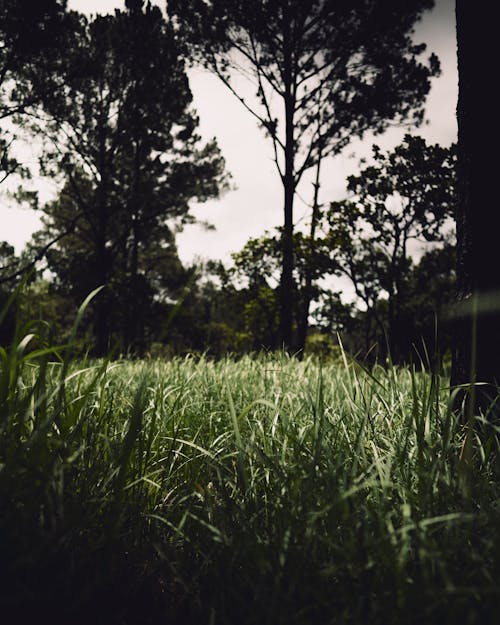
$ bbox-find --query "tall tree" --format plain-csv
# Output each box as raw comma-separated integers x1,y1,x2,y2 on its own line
168,0,440,349
451,1,500,413
27,1,227,355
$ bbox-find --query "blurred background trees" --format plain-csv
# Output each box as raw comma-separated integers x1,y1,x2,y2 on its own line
0,0,69,184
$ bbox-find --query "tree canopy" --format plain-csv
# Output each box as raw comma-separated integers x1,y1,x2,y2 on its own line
324,135,456,360
0,0,70,186
24,1,228,355
0,1,460,366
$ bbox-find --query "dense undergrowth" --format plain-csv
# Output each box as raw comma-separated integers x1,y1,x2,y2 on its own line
2,311,500,624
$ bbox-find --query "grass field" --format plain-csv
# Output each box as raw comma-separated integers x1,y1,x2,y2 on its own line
2,318,500,623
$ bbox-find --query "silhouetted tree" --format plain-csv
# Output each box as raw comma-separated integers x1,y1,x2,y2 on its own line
0,0,69,116
451,0,500,413
230,235,281,349
229,229,329,351
168,0,440,350
409,242,456,360
27,2,227,355
0,0,69,186
312,290,359,349
324,136,456,361
0,241,18,343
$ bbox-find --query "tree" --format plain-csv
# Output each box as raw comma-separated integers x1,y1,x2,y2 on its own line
230,235,281,349
408,242,456,360
0,0,69,119
151,261,255,357
229,229,329,352
451,0,500,413
324,136,456,361
312,290,359,350
0,0,69,185
311,245,456,363
27,1,227,355
168,0,440,350
0,241,18,344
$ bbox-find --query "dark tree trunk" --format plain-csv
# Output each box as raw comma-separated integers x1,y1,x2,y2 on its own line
280,45,296,352
388,291,396,361
281,168,295,351
94,135,111,358
451,0,500,414
129,217,143,355
94,235,110,357
127,142,146,357
94,186,110,357
297,156,322,358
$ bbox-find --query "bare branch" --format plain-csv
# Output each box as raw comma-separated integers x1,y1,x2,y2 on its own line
0,213,81,285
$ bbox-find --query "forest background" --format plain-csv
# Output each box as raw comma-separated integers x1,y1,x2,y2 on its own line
1,0,457,362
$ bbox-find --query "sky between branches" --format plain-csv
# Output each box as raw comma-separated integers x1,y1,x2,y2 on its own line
2,0,457,267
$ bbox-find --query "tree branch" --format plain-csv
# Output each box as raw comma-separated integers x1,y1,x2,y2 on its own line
0,213,81,285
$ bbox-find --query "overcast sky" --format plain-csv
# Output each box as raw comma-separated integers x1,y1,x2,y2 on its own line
2,0,457,267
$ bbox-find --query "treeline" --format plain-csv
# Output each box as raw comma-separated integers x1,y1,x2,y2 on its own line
174,135,456,362
1,0,456,362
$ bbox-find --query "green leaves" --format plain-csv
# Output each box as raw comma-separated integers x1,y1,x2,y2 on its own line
323,136,457,362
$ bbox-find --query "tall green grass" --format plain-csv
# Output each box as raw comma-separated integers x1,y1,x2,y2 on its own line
1,316,500,623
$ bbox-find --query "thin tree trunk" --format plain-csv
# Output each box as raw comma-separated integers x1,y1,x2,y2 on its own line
94,122,112,357
281,168,295,350
95,180,110,357
297,153,322,357
280,38,296,352
130,217,142,354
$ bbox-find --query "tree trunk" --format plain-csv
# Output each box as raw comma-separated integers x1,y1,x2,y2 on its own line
94,131,111,358
95,187,110,357
297,155,322,357
129,216,143,355
451,0,500,414
279,41,296,352
128,142,146,357
281,165,295,351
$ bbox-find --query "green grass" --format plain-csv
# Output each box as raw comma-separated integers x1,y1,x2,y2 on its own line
2,322,500,623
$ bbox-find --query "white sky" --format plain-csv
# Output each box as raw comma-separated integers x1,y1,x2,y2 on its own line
1,0,457,271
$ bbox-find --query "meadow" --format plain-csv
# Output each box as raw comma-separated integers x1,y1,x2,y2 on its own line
1,314,500,624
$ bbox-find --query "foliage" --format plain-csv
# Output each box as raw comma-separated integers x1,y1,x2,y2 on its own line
169,0,439,170
168,0,440,349
0,3,460,371
312,290,361,348
0,0,70,184
323,135,457,361
0,241,18,342
0,0,68,103
304,330,343,361
22,2,228,355
228,229,330,351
